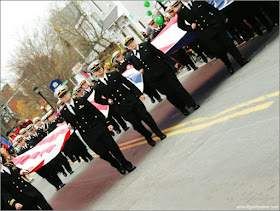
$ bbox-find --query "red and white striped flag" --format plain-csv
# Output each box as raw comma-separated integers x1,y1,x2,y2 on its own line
12,122,71,172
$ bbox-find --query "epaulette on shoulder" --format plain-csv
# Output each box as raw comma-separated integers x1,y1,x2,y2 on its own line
5,162,15,167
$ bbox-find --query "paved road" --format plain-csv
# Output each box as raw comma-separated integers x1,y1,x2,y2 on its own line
32,27,279,210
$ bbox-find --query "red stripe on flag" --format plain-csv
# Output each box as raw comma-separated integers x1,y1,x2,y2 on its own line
60,130,71,151
158,43,176,53
13,155,31,165
81,72,90,78
36,127,69,146
90,100,108,111
30,160,45,173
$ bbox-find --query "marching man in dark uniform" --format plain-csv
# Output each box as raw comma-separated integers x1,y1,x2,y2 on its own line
89,60,166,146
26,124,41,147
176,0,249,74
124,36,200,115
148,18,166,40
55,85,136,175
13,135,31,156
79,77,129,135
80,79,94,99
33,117,47,140
57,99,94,163
112,50,163,104
1,160,53,210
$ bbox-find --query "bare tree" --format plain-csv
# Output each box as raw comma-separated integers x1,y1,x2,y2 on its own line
49,1,112,60
8,18,81,119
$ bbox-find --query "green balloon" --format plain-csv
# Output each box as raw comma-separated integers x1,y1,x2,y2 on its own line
146,10,152,16
154,15,163,25
144,1,150,7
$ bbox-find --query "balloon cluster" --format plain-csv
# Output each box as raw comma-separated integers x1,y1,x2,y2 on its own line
144,1,164,24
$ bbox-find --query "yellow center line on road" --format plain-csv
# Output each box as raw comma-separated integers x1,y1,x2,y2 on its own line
118,91,279,148
119,101,275,151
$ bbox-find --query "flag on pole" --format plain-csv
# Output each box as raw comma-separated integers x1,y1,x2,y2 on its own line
1,136,13,149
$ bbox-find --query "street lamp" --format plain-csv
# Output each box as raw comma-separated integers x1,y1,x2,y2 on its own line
32,85,54,109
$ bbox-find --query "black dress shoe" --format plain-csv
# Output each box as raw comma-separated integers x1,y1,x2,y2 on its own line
146,138,156,146
158,134,167,140
193,105,200,111
240,58,250,67
88,156,93,161
125,165,136,173
62,172,67,177
117,167,126,175
111,131,115,136
227,66,234,75
157,98,163,102
68,170,74,174
180,108,189,116
123,126,130,131
151,98,155,103
193,66,198,71
57,183,66,190
115,129,121,134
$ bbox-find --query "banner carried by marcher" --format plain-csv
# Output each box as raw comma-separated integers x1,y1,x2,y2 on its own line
151,0,234,55
121,65,144,93
12,122,72,172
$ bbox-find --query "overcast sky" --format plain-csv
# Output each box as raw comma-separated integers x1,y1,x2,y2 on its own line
1,1,53,89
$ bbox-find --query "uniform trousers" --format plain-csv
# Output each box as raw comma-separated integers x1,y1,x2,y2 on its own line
36,165,63,189
119,101,162,139
198,29,244,68
108,106,128,131
143,81,162,101
83,124,131,169
151,71,196,110
53,153,72,173
15,192,52,210
171,48,197,70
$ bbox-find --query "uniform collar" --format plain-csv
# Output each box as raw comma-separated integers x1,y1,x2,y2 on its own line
99,73,109,85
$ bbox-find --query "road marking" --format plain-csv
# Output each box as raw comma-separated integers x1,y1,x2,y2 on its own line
119,91,279,148
119,101,274,151
83,91,278,159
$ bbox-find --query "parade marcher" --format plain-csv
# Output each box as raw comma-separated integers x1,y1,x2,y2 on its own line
80,79,94,99
78,78,127,135
55,85,136,175
1,160,53,210
124,36,200,115
13,135,31,156
33,117,48,140
26,124,42,148
89,60,166,146
57,100,94,163
170,1,209,64
73,86,84,99
176,0,249,74
148,18,166,40
165,5,199,71
112,50,163,104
